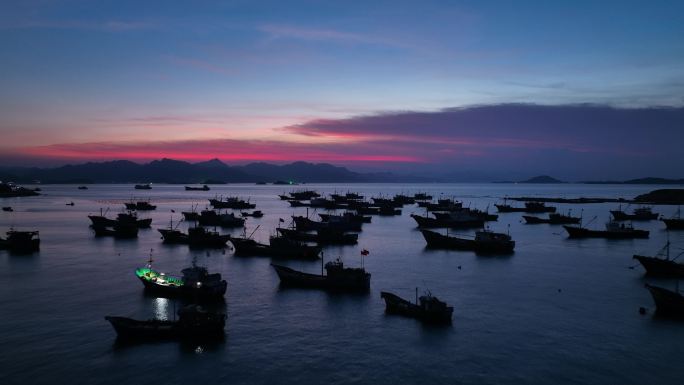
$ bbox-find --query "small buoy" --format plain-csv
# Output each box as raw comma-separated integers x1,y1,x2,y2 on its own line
639,307,647,315
457,266,461,270
557,289,562,293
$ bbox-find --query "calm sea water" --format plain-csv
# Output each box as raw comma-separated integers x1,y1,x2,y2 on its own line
1,183,683,385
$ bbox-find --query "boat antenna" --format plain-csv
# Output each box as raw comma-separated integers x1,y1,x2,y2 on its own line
247,225,260,240
147,248,154,268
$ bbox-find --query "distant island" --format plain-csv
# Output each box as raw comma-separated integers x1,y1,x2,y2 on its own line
583,177,684,185
0,158,432,184
493,175,565,184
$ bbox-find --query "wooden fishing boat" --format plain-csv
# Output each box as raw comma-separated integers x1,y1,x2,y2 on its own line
563,221,649,239
380,290,453,324
633,241,684,278
271,258,370,291
105,305,225,340
645,284,684,317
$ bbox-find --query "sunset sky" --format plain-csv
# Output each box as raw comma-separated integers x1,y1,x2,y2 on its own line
1,0,683,179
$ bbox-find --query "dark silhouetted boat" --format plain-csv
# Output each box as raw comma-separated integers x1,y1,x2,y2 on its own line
105,304,225,340
271,257,370,291
198,210,245,227
124,200,156,210
662,207,684,230
0,230,40,252
241,210,264,218
413,193,432,201
0,182,40,197
496,201,556,213
276,227,358,245
2,206,13,212
77,186,88,190
432,208,498,222
633,241,684,278
293,215,362,232
135,258,227,299
185,185,210,191
231,234,321,260
610,206,658,221
421,228,515,254
523,212,581,225
89,209,151,228
209,196,255,209
380,289,453,324
158,225,230,247
319,212,371,224
645,284,684,317
134,183,152,190
91,222,139,238
410,213,484,229
563,221,649,239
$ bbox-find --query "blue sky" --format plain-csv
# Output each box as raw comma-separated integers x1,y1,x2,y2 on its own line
1,0,683,178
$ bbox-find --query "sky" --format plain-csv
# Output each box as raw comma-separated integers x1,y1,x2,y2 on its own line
1,0,683,180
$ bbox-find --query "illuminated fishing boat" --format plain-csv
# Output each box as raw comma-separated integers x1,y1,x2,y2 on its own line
135,258,227,299
380,289,453,324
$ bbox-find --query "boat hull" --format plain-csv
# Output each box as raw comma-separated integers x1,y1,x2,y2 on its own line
645,284,684,317
272,264,370,291
563,226,649,239
662,218,684,230
380,292,453,324
633,255,684,278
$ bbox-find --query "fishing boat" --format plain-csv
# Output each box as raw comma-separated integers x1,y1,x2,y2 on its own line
88,209,151,228
410,213,485,229
662,207,684,230
159,226,230,247
0,182,40,197
496,201,556,213
105,305,225,340
0,230,40,252
523,212,580,225
319,212,371,224
645,284,684,317
276,227,358,245
241,210,264,218
77,186,88,190
421,228,515,254
124,200,156,210
413,193,433,201
633,241,684,278
380,289,453,324
209,196,255,209
92,222,139,238
271,257,370,291
185,185,210,191
135,258,227,299
134,183,152,190
610,206,659,221
2,207,13,212
231,235,321,259
563,221,649,239
197,210,245,227
432,208,498,222
293,215,362,232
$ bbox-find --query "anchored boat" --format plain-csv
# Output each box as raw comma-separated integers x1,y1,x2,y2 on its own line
380,289,453,324
105,305,225,340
